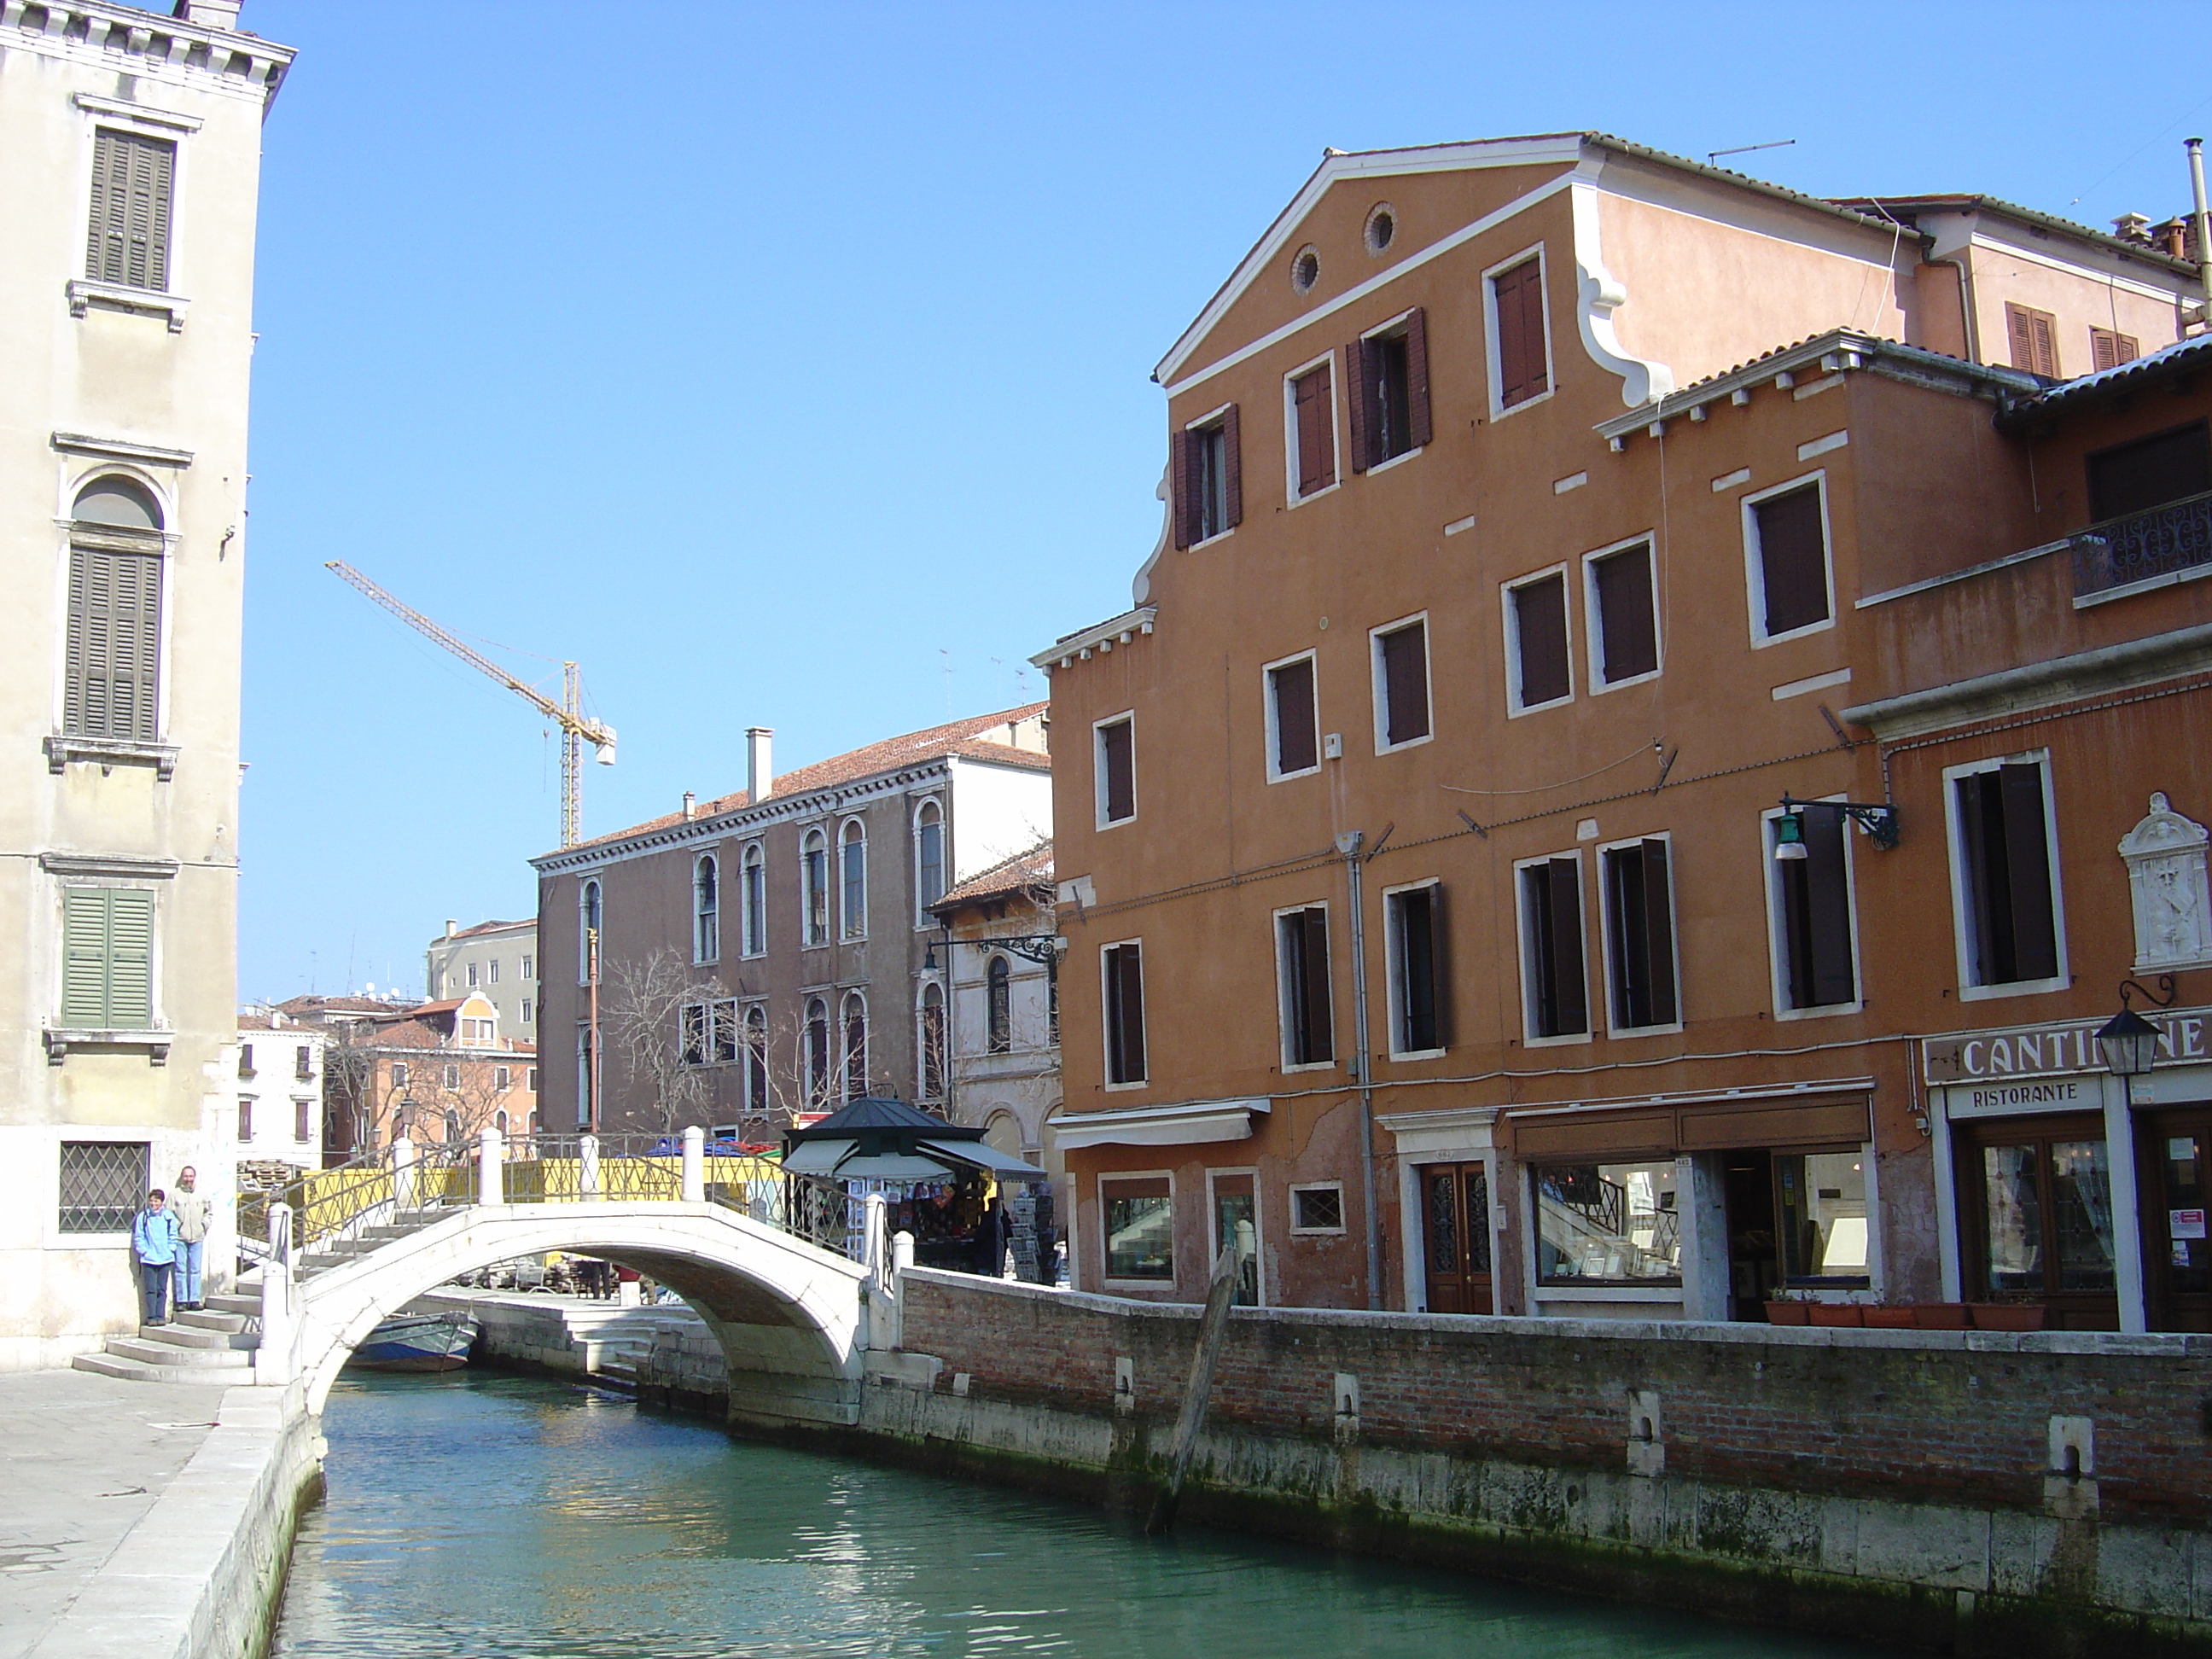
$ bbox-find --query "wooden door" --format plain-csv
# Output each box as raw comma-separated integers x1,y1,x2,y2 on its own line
1421,1161,1493,1314
2141,1108,2212,1331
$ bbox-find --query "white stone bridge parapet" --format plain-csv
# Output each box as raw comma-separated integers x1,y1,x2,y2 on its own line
233,1127,897,1429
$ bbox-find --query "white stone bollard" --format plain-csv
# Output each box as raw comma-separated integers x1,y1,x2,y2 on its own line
256,1202,296,1385
892,1230,916,1275
579,1132,600,1199
478,1126,503,1207
392,1137,416,1211
863,1193,888,1289
681,1125,705,1203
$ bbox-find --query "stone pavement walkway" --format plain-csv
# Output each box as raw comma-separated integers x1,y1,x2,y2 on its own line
0,1369,230,1659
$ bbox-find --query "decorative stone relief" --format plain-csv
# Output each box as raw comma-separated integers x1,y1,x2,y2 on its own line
2119,793,2212,972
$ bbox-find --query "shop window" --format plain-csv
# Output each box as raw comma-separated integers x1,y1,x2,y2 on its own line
1770,806,1857,1011
1103,940,1146,1086
1951,758,2063,990
1385,881,1447,1056
1534,1161,1681,1285
1290,1183,1345,1233
1517,856,1588,1040
1275,905,1334,1068
1775,1150,1870,1288
1600,838,1677,1032
1210,1172,1260,1306
1961,1116,2116,1327
1103,1177,1173,1280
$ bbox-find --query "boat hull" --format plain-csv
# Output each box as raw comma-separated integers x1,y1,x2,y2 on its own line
349,1312,480,1372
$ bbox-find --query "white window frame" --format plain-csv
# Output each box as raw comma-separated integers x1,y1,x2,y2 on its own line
1206,1165,1266,1306
799,824,830,949
741,1000,770,1114
1183,402,1237,549
1381,876,1447,1062
520,998,533,1025
1261,649,1321,783
1099,1168,1177,1289
1593,830,1685,1039
1580,533,1663,695
1281,349,1341,508
693,851,721,964
577,879,602,986
837,818,868,942
1093,711,1138,830
72,100,200,318
1512,848,1591,1048
1761,797,1866,1022
740,841,767,958
1942,750,2070,1002
1481,242,1554,422
1501,562,1575,717
915,978,949,1103
840,990,869,1102
1357,308,1426,477
1289,1180,1348,1236
1100,935,1147,1091
1271,899,1336,1074
465,961,479,988
1368,612,1434,756
1742,469,1837,649
911,798,946,928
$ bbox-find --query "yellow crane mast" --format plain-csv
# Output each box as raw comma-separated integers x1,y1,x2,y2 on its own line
325,561,616,848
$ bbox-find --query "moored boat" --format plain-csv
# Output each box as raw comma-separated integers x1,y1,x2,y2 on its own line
349,1310,480,1372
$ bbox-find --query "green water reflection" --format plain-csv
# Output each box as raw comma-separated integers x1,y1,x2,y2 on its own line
271,1371,1869,1658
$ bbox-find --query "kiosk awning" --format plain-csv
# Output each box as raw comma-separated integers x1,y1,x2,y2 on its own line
781,1138,854,1175
922,1138,1048,1181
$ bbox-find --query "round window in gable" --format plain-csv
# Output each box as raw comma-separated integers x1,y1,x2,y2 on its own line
1290,245,1320,295
1365,203,1397,256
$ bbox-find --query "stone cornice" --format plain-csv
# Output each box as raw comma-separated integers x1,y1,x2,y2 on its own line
1,2,295,112
1031,607,1156,672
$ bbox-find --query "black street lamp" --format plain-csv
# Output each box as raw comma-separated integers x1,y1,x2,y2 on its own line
2095,975,2176,1078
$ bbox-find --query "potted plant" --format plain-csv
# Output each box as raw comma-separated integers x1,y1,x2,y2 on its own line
1912,1303,1970,1330
1968,1302,2046,1331
1807,1300,1863,1327
1861,1304,1918,1329
1763,1289,1810,1324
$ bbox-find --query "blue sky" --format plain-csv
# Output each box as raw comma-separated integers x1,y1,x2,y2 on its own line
236,0,2212,1002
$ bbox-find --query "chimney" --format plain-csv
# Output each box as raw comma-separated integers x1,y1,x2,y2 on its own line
172,0,243,28
747,727,774,803
681,791,696,820
444,919,457,938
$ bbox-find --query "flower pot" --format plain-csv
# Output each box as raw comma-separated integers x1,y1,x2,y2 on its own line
1807,1302,1863,1327
1860,1306,1918,1329
1969,1303,2046,1331
1764,1300,1810,1325
1912,1303,1970,1330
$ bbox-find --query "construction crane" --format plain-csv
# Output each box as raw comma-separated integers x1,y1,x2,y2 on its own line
325,561,616,847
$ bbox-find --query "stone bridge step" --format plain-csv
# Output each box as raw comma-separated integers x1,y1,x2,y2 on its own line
133,1320,258,1351
207,1293,259,1318
174,1307,250,1335
103,1336,254,1369
73,1351,253,1383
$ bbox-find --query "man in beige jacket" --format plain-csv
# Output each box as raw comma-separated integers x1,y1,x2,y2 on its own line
172,1167,211,1312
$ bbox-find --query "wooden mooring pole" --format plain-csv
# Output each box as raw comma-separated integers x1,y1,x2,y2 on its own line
1144,1220,1252,1534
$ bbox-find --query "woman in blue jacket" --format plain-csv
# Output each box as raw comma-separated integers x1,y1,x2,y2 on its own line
130,1190,180,1328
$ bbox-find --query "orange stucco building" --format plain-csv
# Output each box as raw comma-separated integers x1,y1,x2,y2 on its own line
1036,131,2212,1332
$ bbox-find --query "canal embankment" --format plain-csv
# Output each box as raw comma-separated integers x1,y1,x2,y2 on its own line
6,1371,320,1659
812,1268,2212,1658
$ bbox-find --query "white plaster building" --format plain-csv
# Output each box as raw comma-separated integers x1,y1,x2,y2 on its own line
426,917,538,1039
0,1,294,1368
230,1012,327,1178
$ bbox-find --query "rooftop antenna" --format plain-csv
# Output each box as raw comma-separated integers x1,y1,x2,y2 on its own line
1708,139,1796,168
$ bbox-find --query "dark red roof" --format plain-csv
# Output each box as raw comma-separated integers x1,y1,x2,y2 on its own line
931,841,1054,912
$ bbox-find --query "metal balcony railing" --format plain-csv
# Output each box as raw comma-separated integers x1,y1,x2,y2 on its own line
2071,489,2212,598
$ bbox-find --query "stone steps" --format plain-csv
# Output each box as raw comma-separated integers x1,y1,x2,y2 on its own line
175,1307,250,1335
73,1350,247,1384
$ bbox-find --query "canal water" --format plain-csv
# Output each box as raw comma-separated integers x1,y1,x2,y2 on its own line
271,1372,1871,1659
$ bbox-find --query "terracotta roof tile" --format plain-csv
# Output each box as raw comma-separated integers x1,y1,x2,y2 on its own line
572,705,1049,853
931,841,1055,911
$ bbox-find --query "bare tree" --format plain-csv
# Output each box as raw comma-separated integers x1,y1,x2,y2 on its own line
602,947,720,1137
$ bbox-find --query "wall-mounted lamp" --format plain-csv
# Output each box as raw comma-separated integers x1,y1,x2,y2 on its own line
2095,975,2177,1078
923,930,1065,971
1773,793,1900,861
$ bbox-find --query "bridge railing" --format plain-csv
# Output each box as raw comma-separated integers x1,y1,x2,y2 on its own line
238,1138,476,1251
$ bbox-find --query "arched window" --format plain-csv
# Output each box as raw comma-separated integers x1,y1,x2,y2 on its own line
842,992,868,1103
987,955,1013,1054
694,853,720,962
579,881,602,981
914,800,946,918
840,820,868,940
741,842,766,955
743,1004,768,1114
443,1108,462,1143
494,1109,509,1135
918,981,946,1103
801,829,830,946
64,476,164,744
804,998,831,1106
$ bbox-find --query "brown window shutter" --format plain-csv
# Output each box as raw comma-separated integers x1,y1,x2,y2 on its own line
1345,337,1372,471
1998,763,2059,981
1272,657,1318,773
1404,307,1432,450
1592,544,1658,682
1544,858,1586,1036
1099,720,1134,822
1380,623,1429,744
2005,303,2036,373
2116,331,2140,365
1293,364,1335,494
1168,426,1190,550
1423,884,1452,1050
1787,807,1855,1009
1754,485,1829,635
2029,309,2058,377
2092,328,2120,373
1494,259,1549,406
1220,403,1243,530
1638,839,1678,1025
1512,574,1570,706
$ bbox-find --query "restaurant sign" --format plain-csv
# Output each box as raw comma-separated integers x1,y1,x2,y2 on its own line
1924,1005,2212,1085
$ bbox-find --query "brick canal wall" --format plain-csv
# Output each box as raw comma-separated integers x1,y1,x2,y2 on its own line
836,1269,2212,1657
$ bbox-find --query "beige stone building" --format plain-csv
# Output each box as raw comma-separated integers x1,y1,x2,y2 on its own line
426,917,538,1039
0,2,294,1368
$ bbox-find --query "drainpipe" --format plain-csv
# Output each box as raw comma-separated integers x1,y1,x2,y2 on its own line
2188,139,2211,329
1337,831,1382,1311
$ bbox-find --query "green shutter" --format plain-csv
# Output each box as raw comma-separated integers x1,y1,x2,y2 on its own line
61,891,112,1026
64,548,160,742
105,890,154,1027
85,129,175,292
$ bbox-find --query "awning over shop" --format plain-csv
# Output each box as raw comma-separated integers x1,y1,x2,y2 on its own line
921,1138,1049,1181
1051,1097,1271,1150
836,1153,955,1181
782,1138,854,1175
